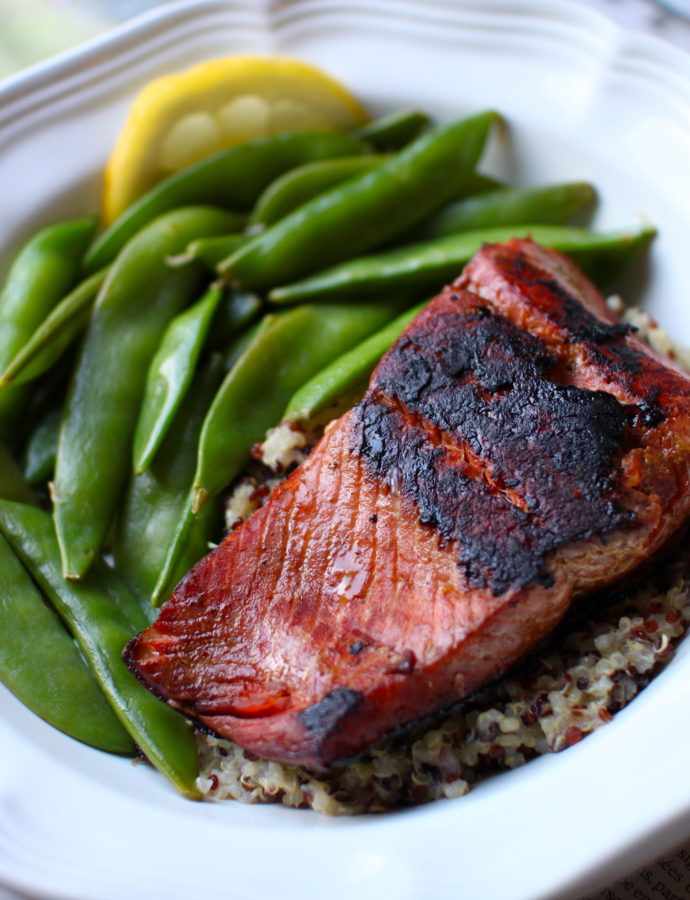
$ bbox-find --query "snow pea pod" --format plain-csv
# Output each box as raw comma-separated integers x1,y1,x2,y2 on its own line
0,460,133,753
455,172,503,196
178,234,248,271
249,155,387,228
223,111,499,291
54,206,236,581
0,500,200,797
354,109,432,150
284,301,427,423
133,284,223,474
0,436,38,504
208,289,262,350
409,181,598,241
22,407,61,485
153,316,274,596
270,223,657,302
84,131,366,272
191,300,406,513
0,268,107,388
116,355,224,602
0,217,97,430
0,531,135,754
221,316,271,371
150,322,273,603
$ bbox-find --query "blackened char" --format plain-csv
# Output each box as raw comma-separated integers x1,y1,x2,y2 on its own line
358,298,634,594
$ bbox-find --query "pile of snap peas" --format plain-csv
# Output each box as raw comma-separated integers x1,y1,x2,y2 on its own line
0,103,656,796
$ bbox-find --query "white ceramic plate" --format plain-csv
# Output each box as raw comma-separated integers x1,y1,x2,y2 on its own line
2,2,690,898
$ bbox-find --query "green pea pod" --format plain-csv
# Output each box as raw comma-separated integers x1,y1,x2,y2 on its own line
150,504,194,606
221,316,271,371
54,206,236,581
249,155,388,228
0,217,97,430
0,440,37,503
22,407,61,485
0,531,135,754
150,323,272,604
192,300,406,513
85,132,367,272
222,111,499,291
208,289,262,350
0,436,38,504
459,173,504,196
410,182,598,241
0,450,133,754
133,284,223,474
354,109,432,150
270,223,657,303
284,301,428,423
116,355,224,602
0,499,200,797
0,268,107,388
172,234,249,271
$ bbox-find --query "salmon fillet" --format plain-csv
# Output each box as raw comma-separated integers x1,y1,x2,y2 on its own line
124,240,690,770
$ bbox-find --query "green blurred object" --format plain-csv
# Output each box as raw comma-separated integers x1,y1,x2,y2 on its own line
0,1,165,77
0,1,103,76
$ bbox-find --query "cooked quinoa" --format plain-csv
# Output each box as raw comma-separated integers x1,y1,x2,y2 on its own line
196,304,690,815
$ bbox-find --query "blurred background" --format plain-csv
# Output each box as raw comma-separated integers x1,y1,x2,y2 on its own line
0,0,689,77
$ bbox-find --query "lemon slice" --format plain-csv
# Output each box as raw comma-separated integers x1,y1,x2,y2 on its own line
103,56,369,223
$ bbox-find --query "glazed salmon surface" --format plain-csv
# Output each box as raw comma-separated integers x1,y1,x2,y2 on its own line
125,240,690,770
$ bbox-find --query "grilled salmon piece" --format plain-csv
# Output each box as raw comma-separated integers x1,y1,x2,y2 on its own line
125,240,690,770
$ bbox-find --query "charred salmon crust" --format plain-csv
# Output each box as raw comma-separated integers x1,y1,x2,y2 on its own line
124,239,690,771
358,294,634,595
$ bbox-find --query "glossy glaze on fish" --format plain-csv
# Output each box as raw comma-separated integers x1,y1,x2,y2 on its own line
124,240,690,770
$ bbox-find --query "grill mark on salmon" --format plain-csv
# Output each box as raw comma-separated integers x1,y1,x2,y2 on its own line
124,239,690,771
355,291,637,594
459,241,678,418
502,258,635,346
